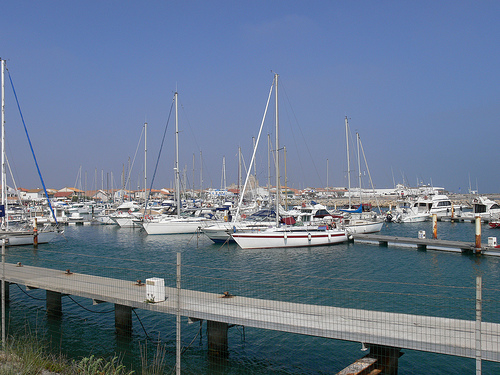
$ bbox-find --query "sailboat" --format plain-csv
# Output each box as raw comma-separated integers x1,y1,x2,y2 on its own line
337,117,383,235
142,91,213,235
0,59,61,245
232,74,348,249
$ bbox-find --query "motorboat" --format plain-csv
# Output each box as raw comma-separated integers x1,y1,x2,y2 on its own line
110,201,143,228
388,199,431,223
429,194,458,219
461,196,500,222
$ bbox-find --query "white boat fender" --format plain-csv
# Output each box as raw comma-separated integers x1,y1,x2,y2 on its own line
307,233,312,241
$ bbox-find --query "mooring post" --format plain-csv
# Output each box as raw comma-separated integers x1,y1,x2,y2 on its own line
432,214,438,239
115,304,132,336
475,215,482,254
33,218,38,249
207,320,229,357
46,290,62,317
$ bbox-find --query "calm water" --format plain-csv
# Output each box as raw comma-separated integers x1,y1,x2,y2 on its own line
4,220,500,374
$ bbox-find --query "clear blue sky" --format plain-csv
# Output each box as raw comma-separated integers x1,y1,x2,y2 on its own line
2,1,499,193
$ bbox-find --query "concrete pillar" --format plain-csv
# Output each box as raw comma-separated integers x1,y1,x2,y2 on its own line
115,304,132,336
46,290,62,317
207,320,228,357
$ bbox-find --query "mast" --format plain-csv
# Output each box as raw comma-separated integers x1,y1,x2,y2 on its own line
274,73,280,227
284,145,287,210
144,122,147,206
199,151,203,202
174,92,181,219
357,132,362,206
1,59,6,228
345,116,351,209
238,146,241,200
267,134,271,203
326,159,329,196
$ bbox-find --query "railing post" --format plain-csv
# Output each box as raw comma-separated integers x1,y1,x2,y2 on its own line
476,276,482,375
1,238,5,349
176,252,181,375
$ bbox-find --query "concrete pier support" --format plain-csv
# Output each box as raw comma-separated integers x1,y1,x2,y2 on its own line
46,290,62,317
207,320,228,357
369,345,402,375
115,304,132,336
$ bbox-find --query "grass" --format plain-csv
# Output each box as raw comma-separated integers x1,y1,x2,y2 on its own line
0,333,141,375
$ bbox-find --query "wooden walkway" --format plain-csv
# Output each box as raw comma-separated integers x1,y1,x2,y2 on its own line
352,233,500,255
3,262,500,362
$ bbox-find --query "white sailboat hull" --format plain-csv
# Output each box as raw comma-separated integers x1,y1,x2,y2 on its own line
398,213,430,223
112,216,141,228
344,220,384,234
142,217,210,235
202,221,274,243
232,226,348,249
2,229,61,246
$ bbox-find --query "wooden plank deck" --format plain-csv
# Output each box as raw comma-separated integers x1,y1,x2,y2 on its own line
3,262,500,362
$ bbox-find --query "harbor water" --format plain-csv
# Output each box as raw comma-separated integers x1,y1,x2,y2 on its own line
4,220,500,374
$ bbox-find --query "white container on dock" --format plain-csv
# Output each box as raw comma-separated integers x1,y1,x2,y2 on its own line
146,277,166,302
488,237,497,247
418,230,426,239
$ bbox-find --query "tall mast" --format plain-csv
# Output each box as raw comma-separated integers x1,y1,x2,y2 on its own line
199,151,203,202
238,146,241,200
267,133,271,203
274,73,280,227
1,59,6,227
284,145,287,210
345,116,351,209
144,122,147,206
326,158,329,195
174,92,180,219
357,132,362,206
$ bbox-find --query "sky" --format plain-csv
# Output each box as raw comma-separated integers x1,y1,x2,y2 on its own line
1,1,499,194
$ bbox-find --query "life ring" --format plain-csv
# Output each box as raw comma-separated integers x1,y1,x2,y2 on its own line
8,216,12,220
118,211,123,215
241,214,246,219
128,210,132,214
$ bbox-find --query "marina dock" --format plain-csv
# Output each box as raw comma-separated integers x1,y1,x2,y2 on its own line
352,233,500,255
2,261,500,368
